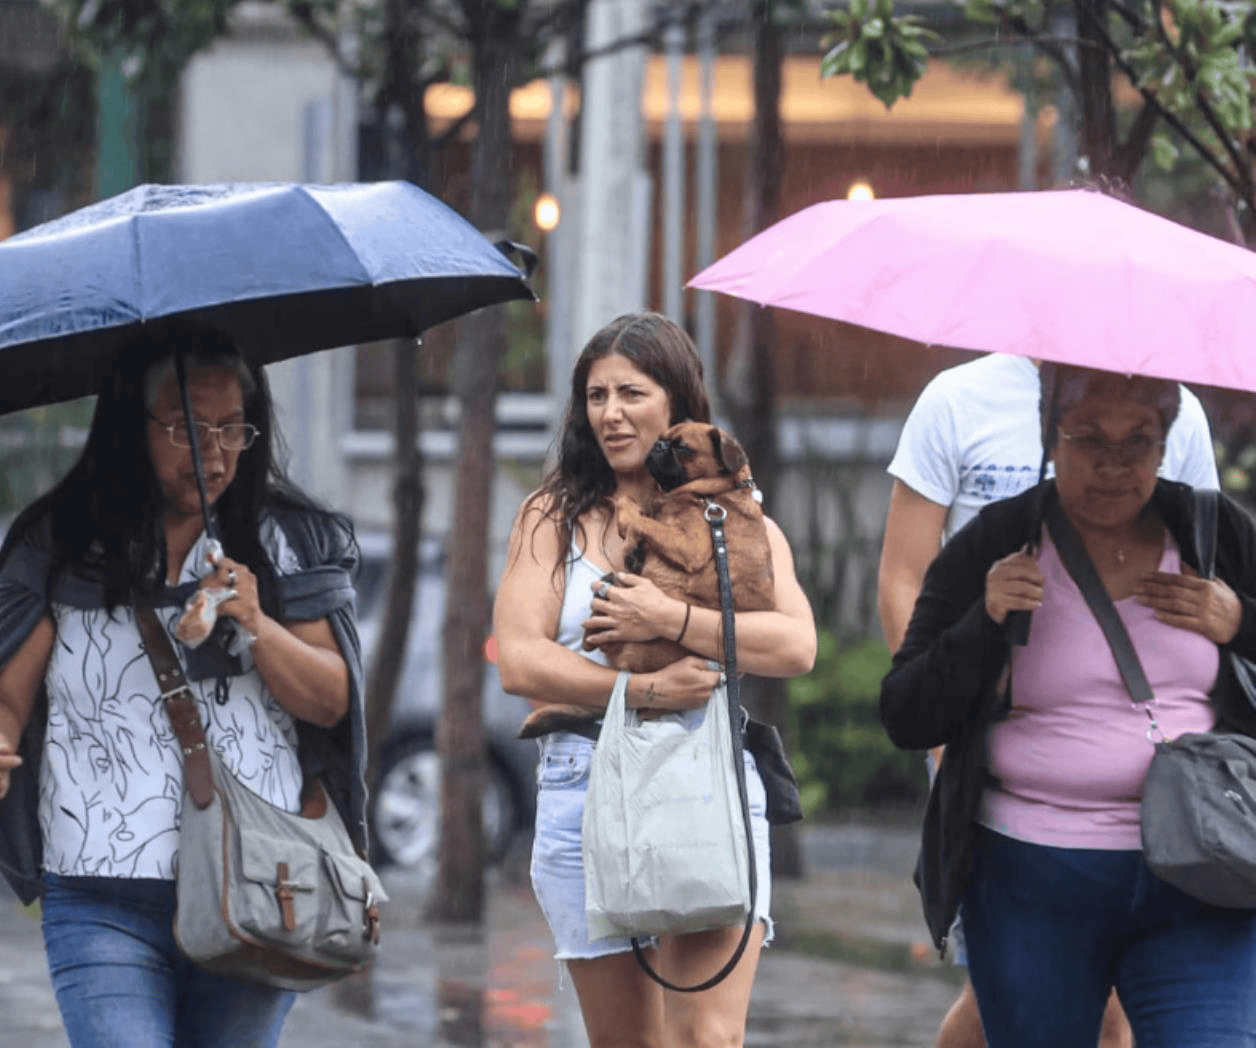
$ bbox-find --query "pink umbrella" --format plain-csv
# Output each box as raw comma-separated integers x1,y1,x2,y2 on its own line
689,189,1256,393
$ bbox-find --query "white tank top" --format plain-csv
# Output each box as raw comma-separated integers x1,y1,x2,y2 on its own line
556,532,610,666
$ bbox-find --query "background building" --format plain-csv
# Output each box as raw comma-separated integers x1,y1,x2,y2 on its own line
174,1,1040,632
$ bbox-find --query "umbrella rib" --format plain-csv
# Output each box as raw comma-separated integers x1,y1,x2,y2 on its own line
294,185,375,286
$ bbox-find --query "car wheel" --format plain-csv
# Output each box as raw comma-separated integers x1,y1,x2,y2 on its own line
370,734,521,872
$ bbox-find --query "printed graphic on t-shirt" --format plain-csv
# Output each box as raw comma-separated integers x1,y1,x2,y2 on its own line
39,604,303,878
957,463,1041,504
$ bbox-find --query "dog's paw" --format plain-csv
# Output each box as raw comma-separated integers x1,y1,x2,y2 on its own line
613,496,646,537
624,542,646,576
517,704,600,740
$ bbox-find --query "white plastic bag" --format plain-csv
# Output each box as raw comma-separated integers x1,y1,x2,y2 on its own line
582,670,751,940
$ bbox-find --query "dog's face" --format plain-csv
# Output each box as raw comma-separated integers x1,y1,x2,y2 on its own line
645,422,750,492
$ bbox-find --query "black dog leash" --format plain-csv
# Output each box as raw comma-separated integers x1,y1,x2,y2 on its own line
629,499,759,993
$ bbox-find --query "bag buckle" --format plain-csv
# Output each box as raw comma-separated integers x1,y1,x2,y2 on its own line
363,881,381,945
274,862,313,932
1142,705,1165,743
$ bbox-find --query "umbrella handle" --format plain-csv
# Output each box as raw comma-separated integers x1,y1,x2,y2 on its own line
1004,610,1032,646
174,349,219,544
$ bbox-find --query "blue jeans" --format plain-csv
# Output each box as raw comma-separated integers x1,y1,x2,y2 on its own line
963,827,1256,1048
41,873,295,1048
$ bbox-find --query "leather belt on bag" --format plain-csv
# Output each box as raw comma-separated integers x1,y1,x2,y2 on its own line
134,603,216,809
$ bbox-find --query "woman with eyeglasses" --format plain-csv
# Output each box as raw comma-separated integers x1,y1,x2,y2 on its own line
881,361,1256,1046
0,326,365,1048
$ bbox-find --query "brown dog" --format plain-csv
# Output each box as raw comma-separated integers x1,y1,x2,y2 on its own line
518,422,774,740
600,421,775,672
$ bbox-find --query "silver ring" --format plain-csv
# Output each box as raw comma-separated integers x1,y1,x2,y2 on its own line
596,582,609,600
226,569,237,587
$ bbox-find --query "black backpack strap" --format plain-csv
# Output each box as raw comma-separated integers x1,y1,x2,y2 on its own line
1044,500,1155,706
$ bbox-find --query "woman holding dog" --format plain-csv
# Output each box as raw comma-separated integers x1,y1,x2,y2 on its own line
881,362,1256,1046
495,311,815,1048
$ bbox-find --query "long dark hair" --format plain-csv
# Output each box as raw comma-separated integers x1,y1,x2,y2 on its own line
526,312,711,567
1,325,341,613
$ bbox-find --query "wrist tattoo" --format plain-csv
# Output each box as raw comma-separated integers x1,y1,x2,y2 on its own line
646,682,657,704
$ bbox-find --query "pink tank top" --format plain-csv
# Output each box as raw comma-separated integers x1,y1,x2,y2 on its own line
979,532,1218,850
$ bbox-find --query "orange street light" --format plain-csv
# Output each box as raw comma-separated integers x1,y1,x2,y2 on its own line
534,192,560,232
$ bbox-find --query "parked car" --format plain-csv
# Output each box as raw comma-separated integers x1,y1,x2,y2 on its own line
353,533,537,885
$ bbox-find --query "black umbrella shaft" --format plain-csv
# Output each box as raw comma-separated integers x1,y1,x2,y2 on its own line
173,348,219,545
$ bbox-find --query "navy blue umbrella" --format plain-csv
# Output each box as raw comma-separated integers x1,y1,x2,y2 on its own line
0,180,535,415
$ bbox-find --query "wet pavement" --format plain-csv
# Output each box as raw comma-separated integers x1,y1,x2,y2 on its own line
0,821,958,1047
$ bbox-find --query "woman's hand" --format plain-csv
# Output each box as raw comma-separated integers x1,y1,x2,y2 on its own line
583,572,684,648
205,555,263,639
1135,569,1242,645
630,656,721,712
0,732,21,801
201,556,348,727
984,550,1045,625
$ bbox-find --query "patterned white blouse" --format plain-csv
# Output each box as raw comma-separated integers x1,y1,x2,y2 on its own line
39,526,305,879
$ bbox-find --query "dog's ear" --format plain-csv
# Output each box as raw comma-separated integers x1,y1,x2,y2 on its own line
710,427,748,475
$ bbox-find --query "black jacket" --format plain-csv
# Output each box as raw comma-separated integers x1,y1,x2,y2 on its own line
880,479,1256,951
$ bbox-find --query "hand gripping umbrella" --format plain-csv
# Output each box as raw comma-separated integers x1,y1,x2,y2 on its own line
689,187,1256,394
0,180,536,544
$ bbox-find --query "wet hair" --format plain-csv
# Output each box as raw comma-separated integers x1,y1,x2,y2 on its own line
525,312,711,567
1039,362,1181,452
1,324,343,613
143,348,256,411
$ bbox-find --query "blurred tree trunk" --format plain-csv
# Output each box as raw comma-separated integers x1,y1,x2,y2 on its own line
1073,0,1117,181
361,0,433,810
362,341,424,801
725,0,802,881
433,5,519,923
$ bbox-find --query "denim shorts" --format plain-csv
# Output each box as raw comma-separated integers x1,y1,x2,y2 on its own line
530,727,773,962
40,873,295,1048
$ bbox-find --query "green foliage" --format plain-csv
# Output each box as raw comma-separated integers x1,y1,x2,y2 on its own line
819,0,1255,235
1121,0,1253,177
1150,133,1181,172
0,400,95,519
499,171,545,393
49,0,246,182
0,59,95,222
788,632,927,813
50,0,240,76
821,0,938,108
1215,438,1256,505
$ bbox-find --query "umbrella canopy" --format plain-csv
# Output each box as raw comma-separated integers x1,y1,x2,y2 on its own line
0,181,534,414
689,188,1256,394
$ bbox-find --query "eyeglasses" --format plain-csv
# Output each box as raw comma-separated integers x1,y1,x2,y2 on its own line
150,417,259,452
1058,429,1163,466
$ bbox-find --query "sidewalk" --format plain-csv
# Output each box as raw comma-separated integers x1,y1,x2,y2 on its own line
0,822,957,1048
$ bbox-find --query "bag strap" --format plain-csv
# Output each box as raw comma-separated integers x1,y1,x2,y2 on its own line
1044,500,1155,707
134,602,216,809
628,500,759,993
